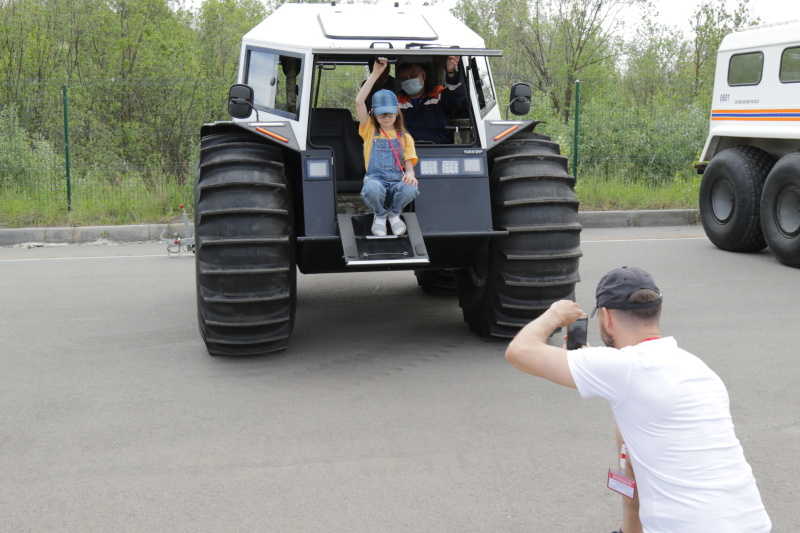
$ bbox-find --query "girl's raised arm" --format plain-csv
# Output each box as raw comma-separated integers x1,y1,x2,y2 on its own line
355,58,388,125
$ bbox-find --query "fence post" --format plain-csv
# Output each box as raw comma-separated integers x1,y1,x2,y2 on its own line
572,80,580,181
62,84,72,211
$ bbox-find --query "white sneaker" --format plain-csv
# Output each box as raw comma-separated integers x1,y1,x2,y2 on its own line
389,215,406,235
371,217,387,236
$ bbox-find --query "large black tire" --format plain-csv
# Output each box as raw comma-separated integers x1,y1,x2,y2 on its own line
414,269,457,296
456,133,582,339
194,128,296,355
699,146,774,252
760,152,800,268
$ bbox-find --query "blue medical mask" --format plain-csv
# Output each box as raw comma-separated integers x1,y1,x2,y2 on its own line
401,77,423,95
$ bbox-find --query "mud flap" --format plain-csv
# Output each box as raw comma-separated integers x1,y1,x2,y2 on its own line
337,213,430,267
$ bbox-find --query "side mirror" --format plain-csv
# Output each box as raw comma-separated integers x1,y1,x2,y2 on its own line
508,83,531,117
228,84,254,119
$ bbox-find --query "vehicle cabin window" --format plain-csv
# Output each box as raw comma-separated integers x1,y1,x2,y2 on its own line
470,57,496,117
727,52,763,86
310,56,476,145
246,49,303,119
780,46,800,83
311,62,364,117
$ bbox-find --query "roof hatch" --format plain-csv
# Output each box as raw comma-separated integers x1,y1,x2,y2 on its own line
317,10,438,40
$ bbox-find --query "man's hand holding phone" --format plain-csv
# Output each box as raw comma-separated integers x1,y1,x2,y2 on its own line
567,315,589,350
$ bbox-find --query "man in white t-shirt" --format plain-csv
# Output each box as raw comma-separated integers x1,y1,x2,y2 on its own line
505,266,771,533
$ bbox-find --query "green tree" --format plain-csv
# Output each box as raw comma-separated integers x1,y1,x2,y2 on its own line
454,0,638,123
196,0,266,82
686,0,759,98
622,13,693,104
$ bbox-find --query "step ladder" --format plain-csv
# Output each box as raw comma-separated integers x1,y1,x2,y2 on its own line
337,213,430,267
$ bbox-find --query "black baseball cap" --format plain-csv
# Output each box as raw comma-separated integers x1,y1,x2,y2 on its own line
590,266,662,317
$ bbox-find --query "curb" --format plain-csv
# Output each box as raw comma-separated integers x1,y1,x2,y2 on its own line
0,210,699,247
578,209,699,229
0,223,190,247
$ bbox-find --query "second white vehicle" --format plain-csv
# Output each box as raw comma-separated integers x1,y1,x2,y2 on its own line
697,21,800,267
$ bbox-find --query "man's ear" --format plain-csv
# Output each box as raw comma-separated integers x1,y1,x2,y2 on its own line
601,307,613,330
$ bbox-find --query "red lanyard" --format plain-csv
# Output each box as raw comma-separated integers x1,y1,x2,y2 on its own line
620,442,628,471
380,128,403,171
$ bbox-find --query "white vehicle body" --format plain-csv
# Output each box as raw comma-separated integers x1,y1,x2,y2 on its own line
233,3,513,152
697,21,800,268
700,21,800,162
193,2,583,354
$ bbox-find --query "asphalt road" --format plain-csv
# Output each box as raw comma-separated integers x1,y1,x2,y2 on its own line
1,226,797,532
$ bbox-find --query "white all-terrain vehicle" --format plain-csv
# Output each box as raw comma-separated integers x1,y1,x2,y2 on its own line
697,21,800,267
194,3,582,355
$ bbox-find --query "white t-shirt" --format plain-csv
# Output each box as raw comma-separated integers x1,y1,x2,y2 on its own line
567,337,771,532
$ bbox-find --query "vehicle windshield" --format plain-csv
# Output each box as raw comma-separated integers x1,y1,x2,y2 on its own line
310,55,477,145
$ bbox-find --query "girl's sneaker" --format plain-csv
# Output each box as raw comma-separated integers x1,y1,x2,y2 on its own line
389,215,406,235
372,216,387,236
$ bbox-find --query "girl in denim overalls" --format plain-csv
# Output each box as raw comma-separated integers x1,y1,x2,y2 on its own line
356,57,419,236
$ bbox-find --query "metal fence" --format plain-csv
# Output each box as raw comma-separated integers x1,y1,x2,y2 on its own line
525,78,709,182
0,78,709,227
0,79,228,226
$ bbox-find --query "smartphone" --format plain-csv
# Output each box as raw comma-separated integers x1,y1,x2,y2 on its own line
567,317,588,350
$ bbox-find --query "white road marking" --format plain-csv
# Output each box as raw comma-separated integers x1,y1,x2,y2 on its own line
0,234,708,262
0,254,179,262
582,236,706,243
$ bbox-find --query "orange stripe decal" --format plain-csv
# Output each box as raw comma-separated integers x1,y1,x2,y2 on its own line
711,109,800,121
493,125,519,141
255,127,289,143
712,117,800,121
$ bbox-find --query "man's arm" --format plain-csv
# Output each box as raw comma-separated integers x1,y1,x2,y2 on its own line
440,56,465,114
505,300,585,388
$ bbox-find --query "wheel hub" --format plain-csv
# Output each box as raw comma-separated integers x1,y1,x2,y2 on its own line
775,185,800,237
467,256,488,288
710,178,735,223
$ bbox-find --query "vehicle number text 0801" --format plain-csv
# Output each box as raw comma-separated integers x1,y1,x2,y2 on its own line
719,93,730,102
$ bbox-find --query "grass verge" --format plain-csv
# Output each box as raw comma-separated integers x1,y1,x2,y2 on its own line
0,179,193,228
575,172,700,211
0,172,700,228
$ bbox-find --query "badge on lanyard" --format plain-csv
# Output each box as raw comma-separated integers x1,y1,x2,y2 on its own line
607,442,636,499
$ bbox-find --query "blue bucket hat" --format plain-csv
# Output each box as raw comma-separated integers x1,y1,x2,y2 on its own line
372,89,399,116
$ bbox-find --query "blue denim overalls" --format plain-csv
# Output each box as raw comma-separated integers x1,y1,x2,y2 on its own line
360,130,419,218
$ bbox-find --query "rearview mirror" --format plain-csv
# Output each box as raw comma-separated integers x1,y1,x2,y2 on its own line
228,84,254,119
508,83,531,116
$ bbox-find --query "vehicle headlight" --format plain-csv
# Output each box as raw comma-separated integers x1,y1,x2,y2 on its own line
463,158,483,173
441,160,459,174
306,159,330,179
419,160,438,175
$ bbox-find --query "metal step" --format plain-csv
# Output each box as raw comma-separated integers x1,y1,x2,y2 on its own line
337,213,430,267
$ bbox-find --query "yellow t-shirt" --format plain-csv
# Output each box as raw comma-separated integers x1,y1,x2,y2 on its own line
359,121,418,170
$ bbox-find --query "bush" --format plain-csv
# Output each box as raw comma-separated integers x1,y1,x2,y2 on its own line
0,106,62,191
575,81,707,184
